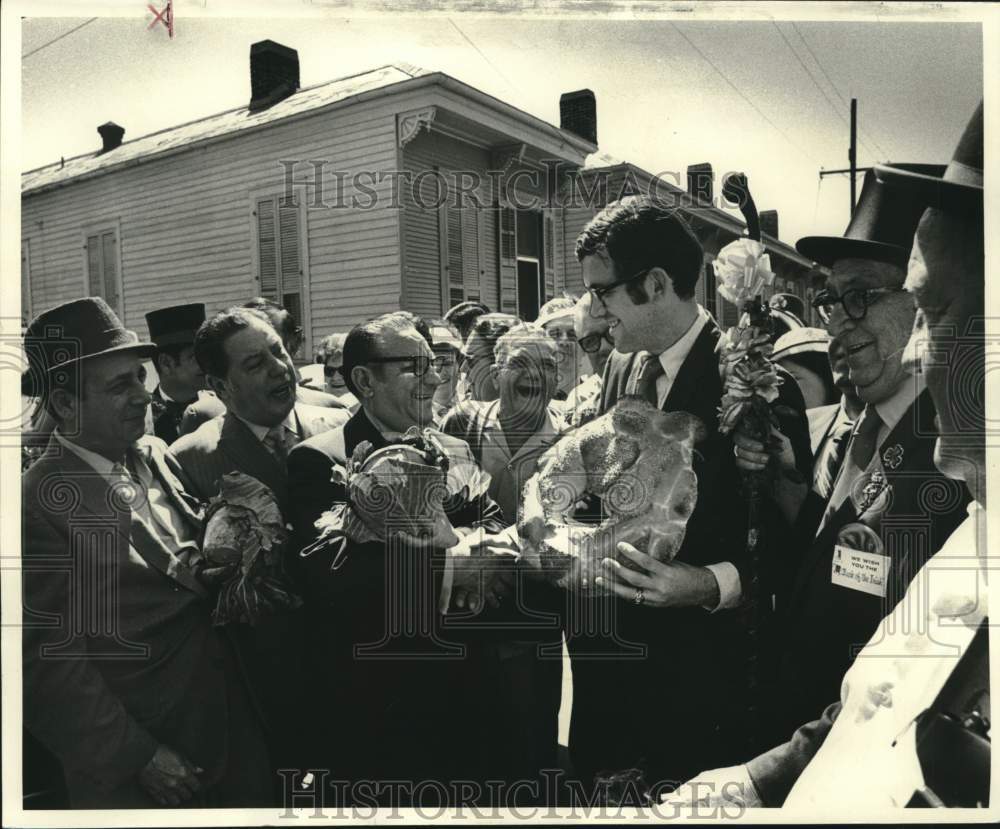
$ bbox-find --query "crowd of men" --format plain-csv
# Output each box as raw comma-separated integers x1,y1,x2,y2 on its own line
19,102,986,811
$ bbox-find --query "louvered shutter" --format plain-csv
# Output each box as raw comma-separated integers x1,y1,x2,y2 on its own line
86,235,102,296
542,212,555,302
498,205,517,314
462,207,480,303
446,205,464,308
101,233,120,314
257,197,278,299
21,241,31,324
278,199,302,324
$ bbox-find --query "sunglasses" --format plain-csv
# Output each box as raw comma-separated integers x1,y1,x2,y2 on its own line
323,364,344,378
577,330,615,353
366,354,449,377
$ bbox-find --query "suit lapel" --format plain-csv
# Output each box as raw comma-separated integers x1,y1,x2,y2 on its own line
54,441,208,598
344,410,389,459
663,322,722,416
218,412,287,497
786,496,860,610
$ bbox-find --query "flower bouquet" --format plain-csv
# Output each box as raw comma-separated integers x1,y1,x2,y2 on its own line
201,471,301,625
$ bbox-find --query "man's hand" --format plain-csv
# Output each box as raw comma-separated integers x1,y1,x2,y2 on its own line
449,531,519,611
661,765,762,809
196,562,237,589
594,542,719,609
138,744,203,807
732,424,796,475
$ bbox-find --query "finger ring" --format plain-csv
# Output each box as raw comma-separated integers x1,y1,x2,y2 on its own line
733,444,740,458
633,587,645,606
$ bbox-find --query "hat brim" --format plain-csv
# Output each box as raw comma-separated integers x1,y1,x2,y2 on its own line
21,342,157,397
874,164,983,216
795,236,910,269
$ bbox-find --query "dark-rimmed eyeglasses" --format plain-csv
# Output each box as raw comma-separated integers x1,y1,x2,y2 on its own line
586,268,651,311
811,286,905,324
577,330,615,353
365,355,449,377
323,364,343,379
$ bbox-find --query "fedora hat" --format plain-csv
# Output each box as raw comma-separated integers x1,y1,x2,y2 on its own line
22,297,155,397
145,302,206,348
796,163,946,269
875,101,983,215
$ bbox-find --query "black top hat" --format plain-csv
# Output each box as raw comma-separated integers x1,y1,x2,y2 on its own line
796,163,946,269
145,303,206,348
875,101,983,216
22,297,155,397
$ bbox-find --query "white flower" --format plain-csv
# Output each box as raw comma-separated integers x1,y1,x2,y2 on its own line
713,238,775,307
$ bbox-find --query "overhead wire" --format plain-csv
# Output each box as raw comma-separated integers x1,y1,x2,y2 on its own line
772,21,879,161
790,21,893,160
448,19,517,95
669,22,818,165
22,18,98,60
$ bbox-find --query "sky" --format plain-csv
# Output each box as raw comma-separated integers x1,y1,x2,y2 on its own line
18,8,986,246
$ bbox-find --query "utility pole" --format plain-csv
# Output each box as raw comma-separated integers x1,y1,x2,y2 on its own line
849,98,858,216
819,97,866,219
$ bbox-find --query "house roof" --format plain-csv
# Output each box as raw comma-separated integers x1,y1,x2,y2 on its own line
22,64,431,194
23,61,597,195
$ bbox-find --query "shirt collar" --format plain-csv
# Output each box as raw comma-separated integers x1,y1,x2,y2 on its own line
362,408,408,442
53,428,118,477
873,371,926,434
656,304,710,380
157,386,175,404
234,407,299,442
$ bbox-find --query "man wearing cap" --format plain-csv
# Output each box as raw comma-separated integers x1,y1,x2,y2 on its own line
667,101,986,811
771,327,837,411
537,295,580,401
21,297,269,808
145,303,207,445
737,166,971,745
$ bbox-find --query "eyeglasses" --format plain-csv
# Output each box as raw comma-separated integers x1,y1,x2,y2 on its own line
811,286,905,324
577,330,615,353
323,364,343,378
365,355,449,377
586,268,651,310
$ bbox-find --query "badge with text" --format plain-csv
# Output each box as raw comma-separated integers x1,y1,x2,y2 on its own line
832,522,890,597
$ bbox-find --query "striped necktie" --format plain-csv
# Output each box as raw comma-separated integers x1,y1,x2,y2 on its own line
634,353,665,408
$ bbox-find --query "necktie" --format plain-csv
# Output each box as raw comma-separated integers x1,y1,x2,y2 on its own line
850,405,883,472
634,353,665,408
263,425,290,464
813,417,854,502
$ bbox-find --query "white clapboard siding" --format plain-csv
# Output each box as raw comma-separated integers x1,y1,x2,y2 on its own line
560,204,596,295
22,94,404,345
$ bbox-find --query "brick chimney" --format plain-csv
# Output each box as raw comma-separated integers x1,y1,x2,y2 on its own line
97,122,125,154
686,163,713,204
759,209,779,239
559,90,597,145
249,40,300,113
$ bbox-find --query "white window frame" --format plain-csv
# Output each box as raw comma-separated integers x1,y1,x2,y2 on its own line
248,185,313,362
80,220,124,317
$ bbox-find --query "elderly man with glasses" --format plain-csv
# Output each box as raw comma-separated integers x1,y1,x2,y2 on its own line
734,167,971,748
563,293,615,428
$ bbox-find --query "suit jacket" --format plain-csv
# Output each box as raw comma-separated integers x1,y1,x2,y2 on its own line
170,403,349,515
764,388,970,743
21,435,267,806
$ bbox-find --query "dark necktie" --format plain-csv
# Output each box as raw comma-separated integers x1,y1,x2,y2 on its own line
850,405,884,471
813,416,854,501
634,353,665,408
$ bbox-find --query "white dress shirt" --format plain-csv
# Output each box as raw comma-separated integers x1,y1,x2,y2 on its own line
234,408,300,445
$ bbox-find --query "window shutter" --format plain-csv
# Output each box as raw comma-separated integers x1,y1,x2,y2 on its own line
497,205,517,315
86,235,102,296
446,205,464,308
257,197,278,299
278,199,302,322
462,207,480,303
101,232,120,314
543,212,555,302
703,262,718,321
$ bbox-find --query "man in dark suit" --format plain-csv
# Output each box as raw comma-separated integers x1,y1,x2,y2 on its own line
564,197,810,787
169,306,348,786
144,303,207,445
21,297,269,808
667,102,986,811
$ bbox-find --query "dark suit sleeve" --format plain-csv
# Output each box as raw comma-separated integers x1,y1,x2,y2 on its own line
447,490,507,534
745,702,840,806
287,442,341,551
21,498,160,791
